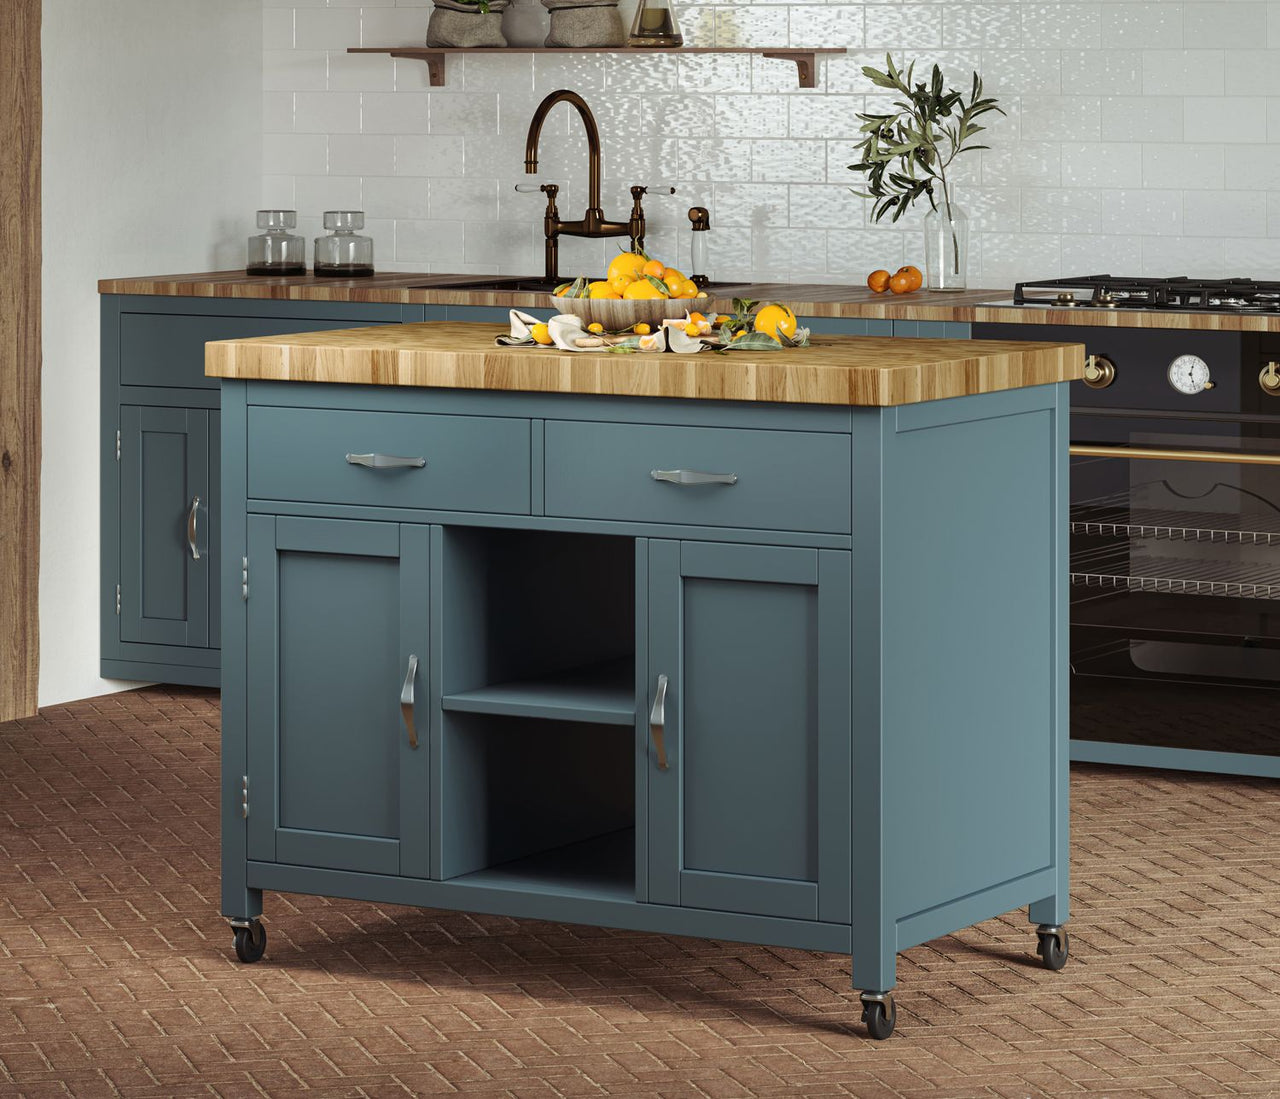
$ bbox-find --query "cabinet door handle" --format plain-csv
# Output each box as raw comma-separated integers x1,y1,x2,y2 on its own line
651,469,737,486
649,673,669,770
346,453,427,470
187,496,201,560
400,654,420,749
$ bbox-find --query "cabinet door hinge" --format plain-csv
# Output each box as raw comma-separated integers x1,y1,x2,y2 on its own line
241,775,250,819
115,584,121,615
241,557,249,601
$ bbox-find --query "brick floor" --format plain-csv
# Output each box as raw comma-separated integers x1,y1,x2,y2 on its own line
1,687,1278,1097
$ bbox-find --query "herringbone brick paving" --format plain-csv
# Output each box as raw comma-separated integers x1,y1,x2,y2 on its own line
1,688,1278,1097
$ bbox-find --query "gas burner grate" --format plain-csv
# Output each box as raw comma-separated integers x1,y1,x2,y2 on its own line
1014,274,1280,312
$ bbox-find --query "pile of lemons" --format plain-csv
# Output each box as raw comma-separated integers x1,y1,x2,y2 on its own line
556,251,707,301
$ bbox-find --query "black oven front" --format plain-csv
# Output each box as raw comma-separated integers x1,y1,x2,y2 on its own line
974,321,1280,776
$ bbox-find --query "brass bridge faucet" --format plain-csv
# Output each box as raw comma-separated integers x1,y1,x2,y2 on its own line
524,89,671,284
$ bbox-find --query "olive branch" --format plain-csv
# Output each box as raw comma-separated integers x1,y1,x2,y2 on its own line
848,55,1004,275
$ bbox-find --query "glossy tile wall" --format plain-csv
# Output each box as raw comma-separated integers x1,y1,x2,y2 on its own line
263,0,1280,284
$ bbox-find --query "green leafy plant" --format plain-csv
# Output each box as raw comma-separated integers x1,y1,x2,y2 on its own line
848,55,1004,274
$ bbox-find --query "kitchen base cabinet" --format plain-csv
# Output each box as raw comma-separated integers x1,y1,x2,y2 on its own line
219,368,1071,1040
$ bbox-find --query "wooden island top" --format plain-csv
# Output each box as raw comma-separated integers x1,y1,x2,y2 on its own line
206,321,1084,407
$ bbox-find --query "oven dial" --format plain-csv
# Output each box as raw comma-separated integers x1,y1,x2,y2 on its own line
1261,361,1280,396
1168,354,1214,395
1082,355,1115,389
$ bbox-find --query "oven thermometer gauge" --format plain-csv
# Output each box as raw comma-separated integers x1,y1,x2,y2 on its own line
1168,354,1215,395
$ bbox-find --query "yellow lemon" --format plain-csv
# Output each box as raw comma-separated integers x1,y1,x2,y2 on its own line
607,251,648,284
624,277,668,300
587,322,604,334
753,303,798,343
633,322,651,335
684,322,702,337
588,281,621,300
530,323,553,346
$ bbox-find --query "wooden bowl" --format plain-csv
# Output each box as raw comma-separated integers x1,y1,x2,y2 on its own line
553,295,695,332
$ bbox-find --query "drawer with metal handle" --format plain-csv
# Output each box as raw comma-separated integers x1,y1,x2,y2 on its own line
247,406,531,514
544,420,851,533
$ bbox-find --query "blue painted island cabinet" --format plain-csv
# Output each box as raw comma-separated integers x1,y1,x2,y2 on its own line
209,323,1082,1039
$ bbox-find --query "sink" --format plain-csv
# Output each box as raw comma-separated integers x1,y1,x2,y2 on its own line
410,277,563,293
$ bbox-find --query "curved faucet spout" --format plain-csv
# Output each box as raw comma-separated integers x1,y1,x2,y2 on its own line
525,89,604,214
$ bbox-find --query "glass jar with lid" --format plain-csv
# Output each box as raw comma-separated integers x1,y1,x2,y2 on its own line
314,211,375,278
246,210,306,277
628,0,683,47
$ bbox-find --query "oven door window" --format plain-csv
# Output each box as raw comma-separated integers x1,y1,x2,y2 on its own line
1071,415,1280,756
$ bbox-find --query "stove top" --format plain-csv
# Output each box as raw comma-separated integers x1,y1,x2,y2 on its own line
1003,275,1280,313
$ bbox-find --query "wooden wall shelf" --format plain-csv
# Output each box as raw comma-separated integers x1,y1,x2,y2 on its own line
348,46,846,89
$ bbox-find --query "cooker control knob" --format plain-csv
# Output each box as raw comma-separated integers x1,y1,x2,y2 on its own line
1082,354,1116,389
1261,361,1280,395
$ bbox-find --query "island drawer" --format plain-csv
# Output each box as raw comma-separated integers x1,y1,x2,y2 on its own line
544,421,851,533
247,406,531,514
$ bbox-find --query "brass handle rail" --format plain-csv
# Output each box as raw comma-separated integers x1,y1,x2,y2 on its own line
1071,445,1280,467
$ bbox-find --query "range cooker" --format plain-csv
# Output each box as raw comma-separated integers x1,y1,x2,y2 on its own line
975,275,1280,779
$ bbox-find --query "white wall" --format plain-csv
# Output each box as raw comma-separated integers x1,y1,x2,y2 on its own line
41,0,262,706
262,0,1280,286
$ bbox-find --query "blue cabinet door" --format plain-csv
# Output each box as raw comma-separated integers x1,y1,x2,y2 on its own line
245,516,431,878
119,406,211,647
647,541,851,923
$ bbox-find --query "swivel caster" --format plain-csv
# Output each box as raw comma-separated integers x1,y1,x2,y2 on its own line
859,991,896,1040
231,918,267,964
1035,924,1068,971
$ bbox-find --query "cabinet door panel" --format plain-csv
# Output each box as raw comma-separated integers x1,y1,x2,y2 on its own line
119,406,209,647
648,541,850,923
246,516,430,877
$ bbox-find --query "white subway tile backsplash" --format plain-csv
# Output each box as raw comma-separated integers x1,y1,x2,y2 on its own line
259,1,1280,284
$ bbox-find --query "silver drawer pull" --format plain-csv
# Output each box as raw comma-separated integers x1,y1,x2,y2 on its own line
187,496,201,560
651,469,738,486
346,453,427,470
649,673,669,770
401,654,419,750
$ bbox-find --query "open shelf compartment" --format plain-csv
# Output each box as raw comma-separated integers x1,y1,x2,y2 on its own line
436,528,638,900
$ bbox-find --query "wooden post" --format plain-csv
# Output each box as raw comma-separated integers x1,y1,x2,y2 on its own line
0,0,41,721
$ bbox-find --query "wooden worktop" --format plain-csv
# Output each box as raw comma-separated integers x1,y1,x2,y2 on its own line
205,322,1084,408
101,270,1280,332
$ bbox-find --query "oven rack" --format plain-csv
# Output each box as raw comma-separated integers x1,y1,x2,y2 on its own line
1071,496,1280,545
1071,547,1280,600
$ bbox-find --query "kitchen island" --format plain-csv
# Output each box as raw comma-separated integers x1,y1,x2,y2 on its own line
208,322,1083,1039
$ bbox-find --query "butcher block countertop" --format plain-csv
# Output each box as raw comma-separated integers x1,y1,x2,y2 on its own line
205,321,1084,408
102,270,1280,331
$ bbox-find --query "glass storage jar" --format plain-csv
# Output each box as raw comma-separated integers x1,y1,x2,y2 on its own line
628,0,683,47
246,210,306,277
314,211,375,278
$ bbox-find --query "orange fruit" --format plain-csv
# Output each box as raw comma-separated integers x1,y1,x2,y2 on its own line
633,323,651,335
624,277,667,300
897,265,923,291
607,252,648,284
588,280,621,299
530,323,553,345
753,303,798,342
867,269,892,293
889,272,913,294
642,259,666,279
608,272,635,295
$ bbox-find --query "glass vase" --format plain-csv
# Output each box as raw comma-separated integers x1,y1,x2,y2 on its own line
923,200,969,291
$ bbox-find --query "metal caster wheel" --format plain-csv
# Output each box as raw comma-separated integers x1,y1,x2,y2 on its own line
860,992,896,1040
1036,924,1068,971
231,919,267,964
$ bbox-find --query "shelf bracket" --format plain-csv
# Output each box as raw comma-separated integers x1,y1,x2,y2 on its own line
390,49,446,87
761,50,820,89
